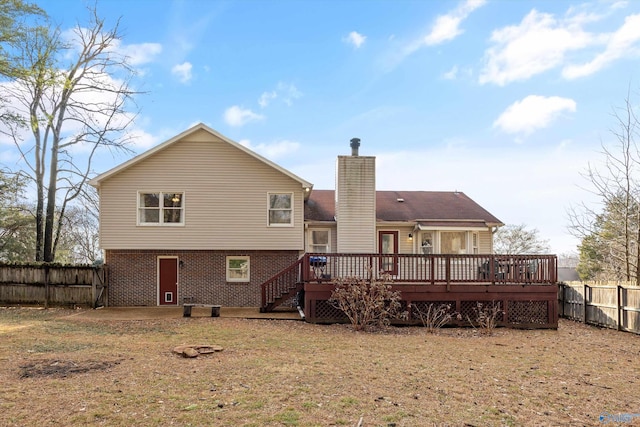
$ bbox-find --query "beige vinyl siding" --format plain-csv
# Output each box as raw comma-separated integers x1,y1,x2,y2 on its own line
335,156,376,253
398,229,415,254
479,230,493,253
99,129,304,250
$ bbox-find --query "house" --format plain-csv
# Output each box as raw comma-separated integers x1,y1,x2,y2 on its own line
90,123,311,307
90,123,507,308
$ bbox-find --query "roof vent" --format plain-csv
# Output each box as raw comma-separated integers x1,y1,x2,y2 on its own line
397,198,404,202
350,138,360,156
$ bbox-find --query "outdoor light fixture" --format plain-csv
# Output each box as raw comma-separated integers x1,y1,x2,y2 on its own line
408,233,413,241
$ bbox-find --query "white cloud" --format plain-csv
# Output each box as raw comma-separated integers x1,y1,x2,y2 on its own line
223,106,265,127
258,91,277,108
344,31,367,48
563,13,640,79
238,139,300,159
117,42,163,66
493,95,577,135
256,83,303,109
277,82,303,106
479,10,595,86
60,28,162,68
128,128,159,150
381,0,486,72
443,65,459,80
424,0,487,45
171,62,193,84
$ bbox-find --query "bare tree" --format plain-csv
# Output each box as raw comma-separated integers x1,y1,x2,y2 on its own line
568,90,640,283
493,224,550,255
0,5,140,262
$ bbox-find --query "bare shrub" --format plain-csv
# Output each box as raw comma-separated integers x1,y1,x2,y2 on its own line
329,274,404,332
414,303,455,333
468,301,503,335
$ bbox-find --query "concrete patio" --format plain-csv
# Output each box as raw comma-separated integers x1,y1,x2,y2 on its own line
67,306,302,321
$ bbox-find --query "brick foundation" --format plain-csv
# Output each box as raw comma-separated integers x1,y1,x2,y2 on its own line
104,250,299,307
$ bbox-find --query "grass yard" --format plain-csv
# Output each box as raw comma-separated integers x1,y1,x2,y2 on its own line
0,307,639,426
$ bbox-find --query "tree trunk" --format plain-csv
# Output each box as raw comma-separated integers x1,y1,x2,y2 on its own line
43,146,58,262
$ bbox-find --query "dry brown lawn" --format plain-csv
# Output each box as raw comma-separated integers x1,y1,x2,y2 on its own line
0,307,639,427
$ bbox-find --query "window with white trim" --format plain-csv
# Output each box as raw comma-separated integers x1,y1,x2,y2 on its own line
420,231,481,254
226,256,250,282
471,232,479,254
268,193,293,226
309,229,330,253
420,232,434,254
138,192,184,225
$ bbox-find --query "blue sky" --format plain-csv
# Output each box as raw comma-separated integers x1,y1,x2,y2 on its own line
4,0,640,255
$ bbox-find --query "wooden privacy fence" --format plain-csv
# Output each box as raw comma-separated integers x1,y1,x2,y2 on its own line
0,263,106,308
558,281,640,334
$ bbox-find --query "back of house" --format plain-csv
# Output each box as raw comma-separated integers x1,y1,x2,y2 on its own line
91,124,503,307
90,124,311,307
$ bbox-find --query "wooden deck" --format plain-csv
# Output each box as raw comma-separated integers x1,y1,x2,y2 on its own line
260,253,559,328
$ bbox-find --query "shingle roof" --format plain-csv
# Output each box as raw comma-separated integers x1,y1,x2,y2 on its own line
304,190,502,226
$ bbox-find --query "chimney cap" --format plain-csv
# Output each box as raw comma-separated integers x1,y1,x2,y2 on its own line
350,138,361,156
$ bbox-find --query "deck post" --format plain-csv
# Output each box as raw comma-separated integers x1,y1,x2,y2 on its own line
445,255,451,291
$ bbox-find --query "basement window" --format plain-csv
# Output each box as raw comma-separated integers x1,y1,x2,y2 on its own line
226,256,250,282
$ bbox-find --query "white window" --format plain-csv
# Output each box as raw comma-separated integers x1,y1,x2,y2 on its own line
420,232,434,254
471,232,479,254
138,192,184,226
268,193,293,226
419,230,482,254
226,256,250,282
309,229,330,253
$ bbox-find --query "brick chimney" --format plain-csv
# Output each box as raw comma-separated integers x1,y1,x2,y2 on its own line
335,138,376,253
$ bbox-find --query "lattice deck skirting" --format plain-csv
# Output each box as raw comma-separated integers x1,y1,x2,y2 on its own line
303,283,558,329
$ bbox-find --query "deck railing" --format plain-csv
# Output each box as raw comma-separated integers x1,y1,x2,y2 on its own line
302,253,557,285
260,257,304,311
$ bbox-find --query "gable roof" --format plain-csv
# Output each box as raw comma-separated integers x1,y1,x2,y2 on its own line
305,190,502,227
89,123,313,192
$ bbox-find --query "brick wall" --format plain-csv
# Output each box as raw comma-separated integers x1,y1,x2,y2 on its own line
104,250,299,307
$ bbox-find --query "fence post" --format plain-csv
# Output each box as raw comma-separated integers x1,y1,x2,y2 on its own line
582,283,588,324
92,269,97,308
617,284,622,331
44,264,50,309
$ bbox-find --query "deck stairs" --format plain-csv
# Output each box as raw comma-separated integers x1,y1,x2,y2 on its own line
260,257,305,313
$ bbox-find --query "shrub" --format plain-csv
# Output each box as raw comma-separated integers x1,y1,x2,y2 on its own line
329,274,404,331
467,301,503,335
414,303,455,333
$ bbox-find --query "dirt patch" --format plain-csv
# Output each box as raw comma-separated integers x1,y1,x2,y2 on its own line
19,359,121,378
